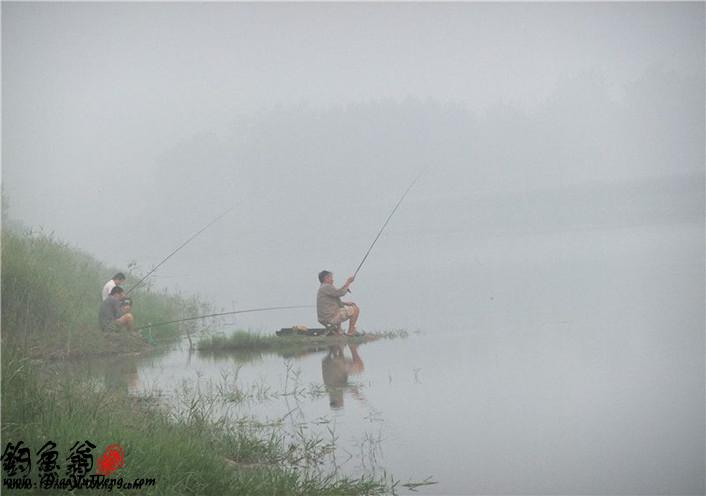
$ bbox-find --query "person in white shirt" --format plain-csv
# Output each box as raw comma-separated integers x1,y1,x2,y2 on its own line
102,273,126,300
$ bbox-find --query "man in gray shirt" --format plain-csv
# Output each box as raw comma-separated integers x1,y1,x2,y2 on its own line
99,286,135,332
316,270,360,336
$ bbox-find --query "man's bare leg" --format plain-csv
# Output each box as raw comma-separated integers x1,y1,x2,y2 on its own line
348,343,364,374
347,305,360,335
117,313,135,331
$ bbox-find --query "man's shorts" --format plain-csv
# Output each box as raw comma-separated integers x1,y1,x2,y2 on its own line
102,314,131,332
329,305,356,325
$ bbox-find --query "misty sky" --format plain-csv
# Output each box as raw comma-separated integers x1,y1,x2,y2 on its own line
2,2,704,329
4,5,704,492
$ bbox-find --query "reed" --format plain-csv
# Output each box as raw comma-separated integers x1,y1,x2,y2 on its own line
0,225,396,494
1,346,390,495
1,226,210,358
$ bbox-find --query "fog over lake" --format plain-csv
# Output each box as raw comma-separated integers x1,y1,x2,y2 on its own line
3,2,704,493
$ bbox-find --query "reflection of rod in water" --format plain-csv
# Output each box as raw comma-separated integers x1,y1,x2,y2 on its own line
127,208,233,295
349,166,428,291
135,304,313,331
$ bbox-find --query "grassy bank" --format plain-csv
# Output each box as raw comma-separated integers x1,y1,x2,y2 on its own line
0,225,395,494
1,226,210,358
1,348,390,495
197,329,408,354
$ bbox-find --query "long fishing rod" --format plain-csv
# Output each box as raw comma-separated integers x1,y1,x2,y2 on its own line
127,208,233,295
349,166,428,289
135,304,313,331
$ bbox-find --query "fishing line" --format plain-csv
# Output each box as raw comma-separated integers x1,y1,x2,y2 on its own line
135,304,313,331
127,208,233,295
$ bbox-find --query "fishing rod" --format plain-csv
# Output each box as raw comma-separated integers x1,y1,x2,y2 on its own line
135,304,313,331
348,166,428,291
126,208,233,295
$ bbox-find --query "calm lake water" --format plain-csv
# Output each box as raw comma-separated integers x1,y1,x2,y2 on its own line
69,224,704,494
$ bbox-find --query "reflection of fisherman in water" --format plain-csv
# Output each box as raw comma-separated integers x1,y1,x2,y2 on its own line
103,354,139,394
321,344,365,409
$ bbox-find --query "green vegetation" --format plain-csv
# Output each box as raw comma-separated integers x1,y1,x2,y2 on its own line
197,329,409,354
1,349,389,495
1,226,209,358
0,224,397,494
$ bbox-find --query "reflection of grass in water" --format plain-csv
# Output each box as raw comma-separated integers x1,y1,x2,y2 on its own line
2,346,392,495
400,477,439,491
0,225,403,492
192,363,391,481
198,329,408,354
135,354,411,491
170,364,333,407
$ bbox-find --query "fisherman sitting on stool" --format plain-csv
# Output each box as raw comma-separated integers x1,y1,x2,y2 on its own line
316,270,361,336
99,286,135,332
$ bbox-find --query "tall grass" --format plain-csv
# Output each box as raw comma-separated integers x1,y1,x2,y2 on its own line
1,226,210,358
0,224,397,494
1,347,389,495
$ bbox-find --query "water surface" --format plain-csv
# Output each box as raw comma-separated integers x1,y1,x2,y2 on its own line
71,224,704,494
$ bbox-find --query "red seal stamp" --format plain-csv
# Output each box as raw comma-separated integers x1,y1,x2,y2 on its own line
96,444,125,476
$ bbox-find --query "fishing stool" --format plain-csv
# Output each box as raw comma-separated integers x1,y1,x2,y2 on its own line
324,323,341,336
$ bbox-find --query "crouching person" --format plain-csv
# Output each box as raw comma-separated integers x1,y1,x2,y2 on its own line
99,286,135,332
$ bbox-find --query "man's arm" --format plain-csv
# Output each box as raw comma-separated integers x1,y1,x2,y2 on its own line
337,276,355,295
322,276,355,297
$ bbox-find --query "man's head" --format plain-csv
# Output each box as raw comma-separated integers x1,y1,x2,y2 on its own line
113,272,126,285
109,286,125,299
318,270,333,284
